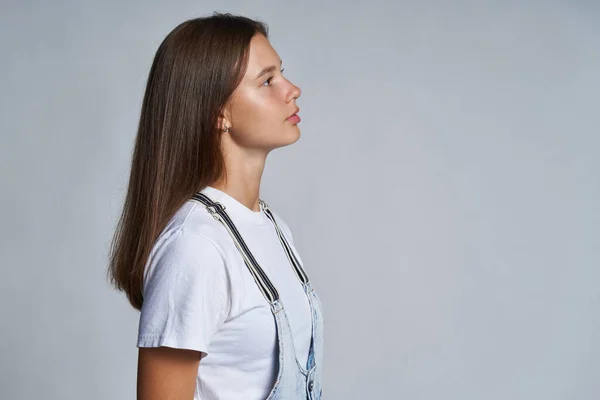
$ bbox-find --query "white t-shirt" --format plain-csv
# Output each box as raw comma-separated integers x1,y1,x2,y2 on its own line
137,186,312,399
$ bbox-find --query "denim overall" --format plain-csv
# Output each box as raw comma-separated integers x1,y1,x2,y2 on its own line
192,192,324,399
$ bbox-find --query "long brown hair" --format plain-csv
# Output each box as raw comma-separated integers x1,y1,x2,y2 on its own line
107,13,269,311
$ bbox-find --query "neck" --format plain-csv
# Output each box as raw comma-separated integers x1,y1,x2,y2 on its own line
209,144,267,212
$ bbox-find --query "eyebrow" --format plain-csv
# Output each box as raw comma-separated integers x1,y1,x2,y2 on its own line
255,59,283,80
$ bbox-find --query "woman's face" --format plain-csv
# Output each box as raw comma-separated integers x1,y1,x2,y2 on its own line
221,34,302,152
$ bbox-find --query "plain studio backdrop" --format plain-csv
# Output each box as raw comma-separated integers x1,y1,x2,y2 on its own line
1,1,598,399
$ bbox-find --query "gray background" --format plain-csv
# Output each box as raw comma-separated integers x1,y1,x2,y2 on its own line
1,0,599,399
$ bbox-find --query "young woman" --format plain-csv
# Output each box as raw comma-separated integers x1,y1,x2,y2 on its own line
107,12,324,400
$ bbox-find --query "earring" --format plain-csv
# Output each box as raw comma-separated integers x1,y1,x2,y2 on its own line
223,126,230,133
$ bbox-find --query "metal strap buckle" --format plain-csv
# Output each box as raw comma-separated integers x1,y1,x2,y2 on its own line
205,202,226,221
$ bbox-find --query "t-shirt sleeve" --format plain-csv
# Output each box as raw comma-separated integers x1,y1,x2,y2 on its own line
137,228,230,355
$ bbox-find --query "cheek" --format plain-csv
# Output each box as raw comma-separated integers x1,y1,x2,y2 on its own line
234,92,281,132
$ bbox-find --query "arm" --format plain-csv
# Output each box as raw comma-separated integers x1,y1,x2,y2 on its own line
137,347,203,400
136,229,230,399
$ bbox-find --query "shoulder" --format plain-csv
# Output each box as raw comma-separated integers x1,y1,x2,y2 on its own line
144,228,227,292
155,200,233,254
143,201,232,294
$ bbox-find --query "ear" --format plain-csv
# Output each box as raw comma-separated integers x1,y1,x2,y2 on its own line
218,105,233,132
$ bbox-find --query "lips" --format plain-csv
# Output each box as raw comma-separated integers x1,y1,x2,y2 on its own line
287,108,300,119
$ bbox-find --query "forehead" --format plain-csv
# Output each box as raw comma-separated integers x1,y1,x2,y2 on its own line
243,34,280,79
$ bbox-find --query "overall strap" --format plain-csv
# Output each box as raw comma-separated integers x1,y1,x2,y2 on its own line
191,192,280,306
259,199,310,286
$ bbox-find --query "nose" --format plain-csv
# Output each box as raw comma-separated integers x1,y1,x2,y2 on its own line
287,83,301,103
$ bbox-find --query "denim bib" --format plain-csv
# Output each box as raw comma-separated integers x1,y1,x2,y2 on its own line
192,192,324,399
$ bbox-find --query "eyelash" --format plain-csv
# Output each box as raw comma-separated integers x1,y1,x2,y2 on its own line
263,68,285,86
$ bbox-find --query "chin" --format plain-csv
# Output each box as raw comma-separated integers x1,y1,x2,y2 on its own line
271,127,301,149
284,126,301,145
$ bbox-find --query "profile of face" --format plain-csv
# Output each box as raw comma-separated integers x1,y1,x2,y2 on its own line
220,34,302,153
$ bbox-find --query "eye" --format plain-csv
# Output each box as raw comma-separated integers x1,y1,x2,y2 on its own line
262,68,285,87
